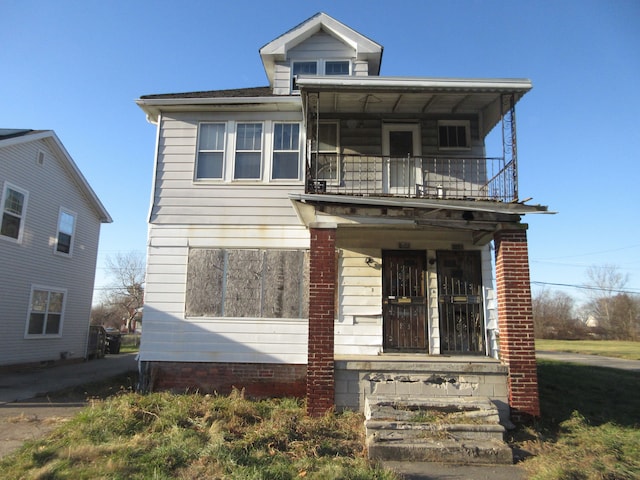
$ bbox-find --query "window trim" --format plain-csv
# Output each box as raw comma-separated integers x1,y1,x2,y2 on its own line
0,182,29,243
24,285,67,338
271,122,302,181
437,120,471,150
54,207,77,257
324,60,351,76
291,59,351,93
233,122,264,181
195,122,227,181
311,121,340,184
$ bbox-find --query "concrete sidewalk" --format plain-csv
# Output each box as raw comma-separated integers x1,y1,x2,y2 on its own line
0,353,138,404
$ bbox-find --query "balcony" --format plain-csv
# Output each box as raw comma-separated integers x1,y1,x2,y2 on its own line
307,154,517,203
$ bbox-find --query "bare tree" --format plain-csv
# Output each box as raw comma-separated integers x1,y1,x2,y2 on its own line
584,264,629,335
533,289,580,339
102,251,145,332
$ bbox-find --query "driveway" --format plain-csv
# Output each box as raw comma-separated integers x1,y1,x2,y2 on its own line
0,353,138,458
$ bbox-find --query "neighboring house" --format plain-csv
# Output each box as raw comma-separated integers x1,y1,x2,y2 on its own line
136,13,551,421
0,129,112,367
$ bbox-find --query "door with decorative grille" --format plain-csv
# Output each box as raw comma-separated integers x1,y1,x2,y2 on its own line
437,250,485,354
382,250,427,352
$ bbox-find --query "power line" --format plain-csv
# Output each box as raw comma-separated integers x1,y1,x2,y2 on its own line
531,280,640,295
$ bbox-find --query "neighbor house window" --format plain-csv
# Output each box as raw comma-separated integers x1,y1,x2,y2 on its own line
438,121,470,149
26,286,66,336
55,208,76,255
234,123,263,179
1,183,28,242
196,123,226,179
325,61,350,75
272,123,300,180
311,122,340,182
292,61,317,91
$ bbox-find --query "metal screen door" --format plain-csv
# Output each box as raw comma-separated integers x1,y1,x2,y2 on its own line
437,250,485,354
382,250,427,352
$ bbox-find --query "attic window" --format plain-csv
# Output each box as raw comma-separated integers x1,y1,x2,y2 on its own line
325,61,349,75
292,61,317,91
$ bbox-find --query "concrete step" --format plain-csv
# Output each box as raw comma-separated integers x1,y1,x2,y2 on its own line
364,395,513,464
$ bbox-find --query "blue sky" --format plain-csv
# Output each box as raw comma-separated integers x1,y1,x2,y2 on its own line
2,0,639,305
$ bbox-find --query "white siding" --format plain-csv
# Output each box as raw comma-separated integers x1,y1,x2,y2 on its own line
140,224,310,364
288,31,355,61
152,113,305,226
0,139,103,365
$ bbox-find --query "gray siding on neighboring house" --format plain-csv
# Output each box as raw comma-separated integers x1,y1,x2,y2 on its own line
0,138,103,365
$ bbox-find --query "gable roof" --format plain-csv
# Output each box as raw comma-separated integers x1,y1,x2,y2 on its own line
259,12,383,86
0,130,112,223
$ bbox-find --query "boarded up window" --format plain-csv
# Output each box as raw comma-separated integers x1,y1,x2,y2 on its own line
186,248,309,318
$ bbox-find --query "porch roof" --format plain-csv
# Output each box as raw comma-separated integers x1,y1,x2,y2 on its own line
297,76,532,135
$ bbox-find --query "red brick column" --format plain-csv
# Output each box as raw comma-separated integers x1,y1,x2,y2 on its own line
494,228,540,421
307,223,337,417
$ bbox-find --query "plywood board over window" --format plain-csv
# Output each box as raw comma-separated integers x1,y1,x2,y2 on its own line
186,248,309,319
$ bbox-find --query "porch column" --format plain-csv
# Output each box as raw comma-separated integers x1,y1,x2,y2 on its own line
494,228,540,422
307,223,337,417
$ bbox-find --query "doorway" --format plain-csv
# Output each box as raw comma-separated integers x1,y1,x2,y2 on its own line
437,250,485,354
382,250,427,352
382,124,422,195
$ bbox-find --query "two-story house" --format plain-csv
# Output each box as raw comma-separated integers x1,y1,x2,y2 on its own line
0,129,112,367
136,13,550,422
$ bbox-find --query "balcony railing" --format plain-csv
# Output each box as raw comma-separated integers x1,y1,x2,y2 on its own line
307,154,517,202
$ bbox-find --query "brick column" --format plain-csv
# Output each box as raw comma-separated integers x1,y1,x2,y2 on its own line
307,223,337,417
494,228,540,421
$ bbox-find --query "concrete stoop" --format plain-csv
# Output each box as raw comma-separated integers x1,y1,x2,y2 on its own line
364,395,513,465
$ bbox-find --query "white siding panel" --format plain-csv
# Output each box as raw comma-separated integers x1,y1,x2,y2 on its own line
288,32,355,59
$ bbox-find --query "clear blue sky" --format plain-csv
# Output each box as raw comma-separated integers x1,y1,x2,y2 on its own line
2,0,639,306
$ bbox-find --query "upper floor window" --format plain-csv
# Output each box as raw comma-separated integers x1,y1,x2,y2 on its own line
311,122,340,182
291,61,318,91
25,286,66,336
55,208,76,255
272,123,300,180
325,61,350,75
234,123,263,180
1,182,28,242
438,121,470,150
196,123,226,179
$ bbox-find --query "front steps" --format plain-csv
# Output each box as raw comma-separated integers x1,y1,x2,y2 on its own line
365,395,513,464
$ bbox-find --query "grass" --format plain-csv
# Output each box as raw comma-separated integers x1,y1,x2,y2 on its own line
0,387,399,480
535,339,640,360
513,360,640,479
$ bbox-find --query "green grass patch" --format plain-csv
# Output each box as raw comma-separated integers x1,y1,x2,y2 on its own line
513,360,640,479
536,339,640,360
0,389,399,479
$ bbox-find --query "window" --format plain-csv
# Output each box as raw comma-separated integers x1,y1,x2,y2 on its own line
325,61,350,75
291,61,317,91
196,123,226,179
1,183,28,242
26,287,66,336
272,123,300,179
55,208,76,255
311,122,339,182
234,123,263,179
438,121,470,149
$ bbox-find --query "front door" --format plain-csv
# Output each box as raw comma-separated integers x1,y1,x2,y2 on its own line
382,250,427,352
382,124,422,195
437,251,485,354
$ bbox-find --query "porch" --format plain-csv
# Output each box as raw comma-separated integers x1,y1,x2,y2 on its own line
334,354,509,421
308,154,516,202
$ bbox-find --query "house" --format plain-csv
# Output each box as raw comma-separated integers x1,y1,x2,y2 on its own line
136,13,550,422
0,129,112,367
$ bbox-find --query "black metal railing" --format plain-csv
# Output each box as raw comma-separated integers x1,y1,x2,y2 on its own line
307,154,516,202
